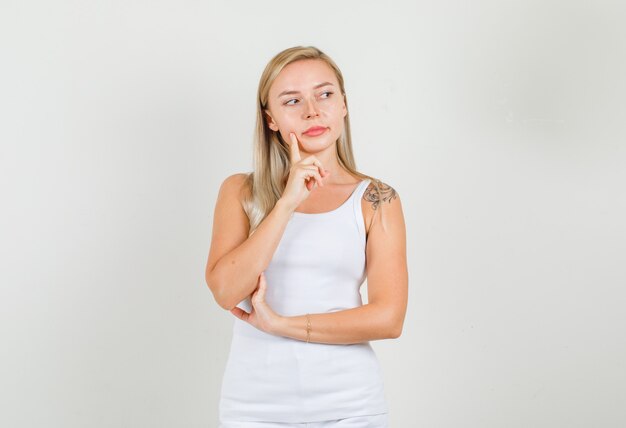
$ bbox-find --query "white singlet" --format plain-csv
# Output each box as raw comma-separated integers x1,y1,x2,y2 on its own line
219,178,388,423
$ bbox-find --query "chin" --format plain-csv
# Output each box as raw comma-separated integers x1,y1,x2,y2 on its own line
303,135,337,150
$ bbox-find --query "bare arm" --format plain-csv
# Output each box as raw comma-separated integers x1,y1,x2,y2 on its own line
207,133,330,311
275,303,400,345
272,182,408,344
205,173,294,311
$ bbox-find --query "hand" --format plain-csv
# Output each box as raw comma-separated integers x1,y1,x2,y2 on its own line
230,272,283,335
280,132,331,210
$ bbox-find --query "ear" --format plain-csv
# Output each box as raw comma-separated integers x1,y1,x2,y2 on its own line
264,109,279,131
342,93,347,118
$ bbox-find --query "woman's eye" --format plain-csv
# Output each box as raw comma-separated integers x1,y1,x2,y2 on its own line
284,92,333,106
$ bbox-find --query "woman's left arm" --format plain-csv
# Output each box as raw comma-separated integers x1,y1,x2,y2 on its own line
231,185,409,345
276,186,408,345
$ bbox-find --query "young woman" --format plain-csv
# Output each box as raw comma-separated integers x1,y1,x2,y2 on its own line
205,46,408,427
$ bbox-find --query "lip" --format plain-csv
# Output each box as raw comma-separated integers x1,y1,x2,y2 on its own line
303,126,328,136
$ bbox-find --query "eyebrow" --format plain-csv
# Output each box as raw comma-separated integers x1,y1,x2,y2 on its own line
277,82,335,98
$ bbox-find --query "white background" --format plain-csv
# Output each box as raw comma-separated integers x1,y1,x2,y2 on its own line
1,1,625,426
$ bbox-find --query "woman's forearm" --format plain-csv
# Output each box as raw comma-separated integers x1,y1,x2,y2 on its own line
273,303,401,345
210,199,294,311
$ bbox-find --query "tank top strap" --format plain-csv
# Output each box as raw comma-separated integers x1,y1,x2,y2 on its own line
351,178,372,248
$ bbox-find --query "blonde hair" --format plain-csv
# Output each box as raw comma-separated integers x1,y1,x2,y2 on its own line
243,45,383,235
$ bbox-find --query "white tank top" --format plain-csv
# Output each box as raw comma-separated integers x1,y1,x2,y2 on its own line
219,178,388,423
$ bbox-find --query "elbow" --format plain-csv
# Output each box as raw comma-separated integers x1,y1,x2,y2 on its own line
388,323,403,339
387,315,405,339
215,290,237,312
205,271,236,311
372,302,405,339
211,285,237,311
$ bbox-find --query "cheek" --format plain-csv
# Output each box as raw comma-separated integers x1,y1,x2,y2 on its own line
277,117,298,131
326,104,345,124
324,102,344,117
271,112,292,129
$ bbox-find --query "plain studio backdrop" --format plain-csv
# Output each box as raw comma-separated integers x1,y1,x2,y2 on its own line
1,1,624,427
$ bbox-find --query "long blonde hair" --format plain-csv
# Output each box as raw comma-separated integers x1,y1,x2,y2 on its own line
243,45,383,235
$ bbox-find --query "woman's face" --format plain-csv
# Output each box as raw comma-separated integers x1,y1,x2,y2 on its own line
264,59,347,153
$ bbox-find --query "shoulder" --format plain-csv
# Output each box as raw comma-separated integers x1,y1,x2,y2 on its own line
220,172,250,188
218,172,252,204
361,178,402,237
364,178,399,209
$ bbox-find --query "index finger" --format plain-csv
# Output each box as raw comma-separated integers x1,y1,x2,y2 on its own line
288,132,301,163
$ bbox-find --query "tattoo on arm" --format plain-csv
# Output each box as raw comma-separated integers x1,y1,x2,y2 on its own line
364,180,398,211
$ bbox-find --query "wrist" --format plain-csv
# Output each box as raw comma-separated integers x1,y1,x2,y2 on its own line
275,198,296,215
270,314,310,342
271,314,288,336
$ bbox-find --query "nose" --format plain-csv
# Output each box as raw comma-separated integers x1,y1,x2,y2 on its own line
303,98,319,119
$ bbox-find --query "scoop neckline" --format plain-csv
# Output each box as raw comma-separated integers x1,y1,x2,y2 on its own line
292,179,369,217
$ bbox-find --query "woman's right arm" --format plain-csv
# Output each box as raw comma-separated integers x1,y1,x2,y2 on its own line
204,173,294,311
207,132,329,310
